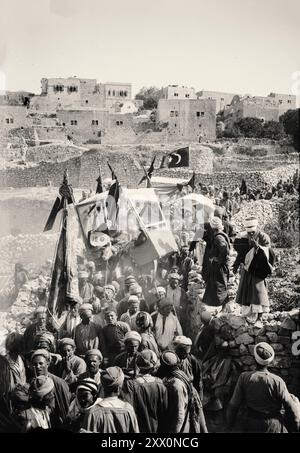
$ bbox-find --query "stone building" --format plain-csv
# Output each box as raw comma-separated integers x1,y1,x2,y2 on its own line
56,109,134,143
197,90,238,113
0,105,31,130
157,98,216,142
0,91,34,107
162,85,197,100
224,92,296,125
30,77,132,112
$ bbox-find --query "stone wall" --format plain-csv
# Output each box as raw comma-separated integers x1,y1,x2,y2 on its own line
26,143,86,163
210,310,300,397
0,145,214,189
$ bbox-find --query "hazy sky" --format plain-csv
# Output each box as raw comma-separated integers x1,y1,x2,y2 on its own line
0,0,299,98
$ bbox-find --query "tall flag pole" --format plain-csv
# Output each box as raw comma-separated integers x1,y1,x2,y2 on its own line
47,170,74,318
138,156,156,186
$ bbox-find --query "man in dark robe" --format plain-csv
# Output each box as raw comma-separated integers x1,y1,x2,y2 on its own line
121,350,168,433
203,217,230,308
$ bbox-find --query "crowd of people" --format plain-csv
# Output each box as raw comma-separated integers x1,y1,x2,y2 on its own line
1,175,300,434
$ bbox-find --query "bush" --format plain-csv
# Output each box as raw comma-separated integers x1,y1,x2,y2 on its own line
262,121,286,140
236,117,264,138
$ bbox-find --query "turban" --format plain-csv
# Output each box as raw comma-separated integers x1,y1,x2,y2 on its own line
101,367,124,389
79,303,93,312
210,216,223,230
35,331,55,346
125,275,136,283
111,281,120,293
254,342,275,366
60,338,76,349
173,336,192,347
29,376,54,398
168,272,180,281
136,350,159,371
103,178,113,185
161,351,179,368
85,349,103,361
128,295,139,304
136,311,153,330
35,306,47,315
66,293,82,305
76,378,99,395
104,284,116,294
31,348,51,363
129,284,142,295
124,331,141,344
244,217,258,232
78,271,89,279
157,287,166,294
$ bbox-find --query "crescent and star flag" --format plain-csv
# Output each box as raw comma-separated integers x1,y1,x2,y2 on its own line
43,170,74,232
138,156,156,185
159,147,190,169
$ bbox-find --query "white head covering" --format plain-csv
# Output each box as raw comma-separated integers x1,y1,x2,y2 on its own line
245,217,258,232
173,336,192,346
254,342,275,366
210,216,223,230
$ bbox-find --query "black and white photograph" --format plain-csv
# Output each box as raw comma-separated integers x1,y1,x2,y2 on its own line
0,0,299,438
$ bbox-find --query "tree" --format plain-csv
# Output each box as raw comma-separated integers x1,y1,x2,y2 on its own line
280,109,300,151
236,117,263,138
135,86,164,110
262,120,286,140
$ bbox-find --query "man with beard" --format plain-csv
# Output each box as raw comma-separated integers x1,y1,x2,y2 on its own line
78,349,103,387
114,332,142,379
173,336,203,399
23,307,48,354
74,304,101,357
78,271,94,303
67,378,102,432
55,338,86,387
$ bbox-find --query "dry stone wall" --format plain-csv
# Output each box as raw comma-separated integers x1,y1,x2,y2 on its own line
211,310,300,397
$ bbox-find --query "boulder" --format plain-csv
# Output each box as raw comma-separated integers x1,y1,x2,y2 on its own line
271,343,284,352
239,344,248,355
236,333,254,345
277,336,291,345
280,317,296,331
227,316,246,330
241,355,255,366
266,332,278,343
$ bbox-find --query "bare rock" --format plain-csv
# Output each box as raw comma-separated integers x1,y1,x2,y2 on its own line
236,333,254,345
227,316,246,330
266,332,278,343
280,317,296,331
